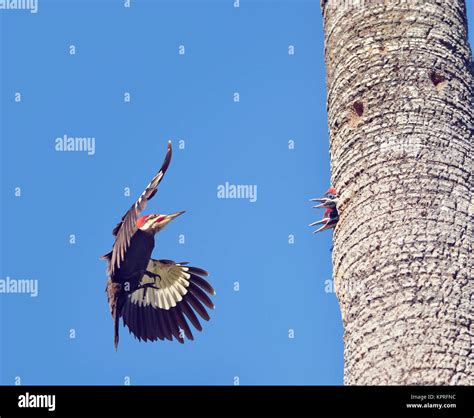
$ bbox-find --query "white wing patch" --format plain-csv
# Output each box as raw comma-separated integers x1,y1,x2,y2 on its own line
130,259,190,310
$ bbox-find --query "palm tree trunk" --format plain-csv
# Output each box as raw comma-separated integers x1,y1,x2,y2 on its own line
321,0,473,385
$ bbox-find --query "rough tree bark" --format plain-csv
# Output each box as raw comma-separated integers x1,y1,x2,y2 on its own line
321,0,473,384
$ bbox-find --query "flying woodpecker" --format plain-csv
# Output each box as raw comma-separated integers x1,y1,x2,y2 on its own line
102,141,215,350
310,187,339,233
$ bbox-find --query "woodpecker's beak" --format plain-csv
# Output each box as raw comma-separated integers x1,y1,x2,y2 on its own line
308,218,329,227
310,197,337,209
168,210,186,220
313,222,332,234
310,217,339,233
312,203,327,209
154,211,185,230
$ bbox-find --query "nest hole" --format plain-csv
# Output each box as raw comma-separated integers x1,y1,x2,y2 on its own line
429,71,448,91
353,101,364,116
348,100,365,128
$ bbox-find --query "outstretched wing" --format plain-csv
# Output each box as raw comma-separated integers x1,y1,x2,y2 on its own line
121,259,215,343
105,141,172,275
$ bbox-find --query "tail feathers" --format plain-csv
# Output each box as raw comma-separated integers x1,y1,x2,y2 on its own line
101,251,112,261
107,278,122,351
114,309,120,351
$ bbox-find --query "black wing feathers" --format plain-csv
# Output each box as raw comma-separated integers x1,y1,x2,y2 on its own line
106,142,172,275
121,261,214,343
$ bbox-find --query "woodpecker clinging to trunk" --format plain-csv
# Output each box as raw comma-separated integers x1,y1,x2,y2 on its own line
101,141,215,350
309,187,339,233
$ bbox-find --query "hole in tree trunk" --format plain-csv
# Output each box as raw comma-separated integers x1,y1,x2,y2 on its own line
348,100,366,128
430,71,445,86
429,71,448,91
353,101,364,117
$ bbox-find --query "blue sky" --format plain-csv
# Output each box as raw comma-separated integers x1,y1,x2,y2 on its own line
0,0,472,386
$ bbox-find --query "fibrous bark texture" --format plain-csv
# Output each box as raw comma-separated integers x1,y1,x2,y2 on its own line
322,0,473,384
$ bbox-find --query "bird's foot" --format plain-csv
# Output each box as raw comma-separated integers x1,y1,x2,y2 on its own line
145,270,161,280
137,283,160,291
